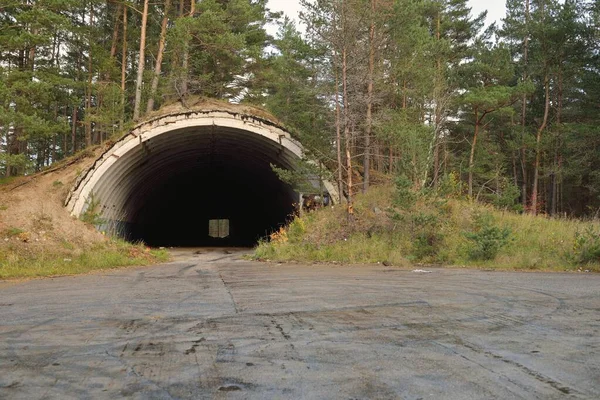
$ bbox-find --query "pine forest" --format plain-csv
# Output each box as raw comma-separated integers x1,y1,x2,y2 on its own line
1,0,600,217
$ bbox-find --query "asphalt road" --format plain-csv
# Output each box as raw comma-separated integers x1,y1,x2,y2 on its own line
1,249,599,399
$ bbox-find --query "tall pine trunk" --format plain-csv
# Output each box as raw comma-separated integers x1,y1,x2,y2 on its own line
180,0,195,96
363,0,375,192
133,0,149,120
85,2,94,147
334,50,344,204
551,69,563,215
109,3,122,60
147,0,171,113
342,45,353,216
530,73,550,215
468,109,489,198
120,5,127,128
520,0,530,208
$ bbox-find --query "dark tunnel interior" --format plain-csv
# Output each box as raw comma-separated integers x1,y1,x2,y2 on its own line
127,162,297,247
94,126,299,247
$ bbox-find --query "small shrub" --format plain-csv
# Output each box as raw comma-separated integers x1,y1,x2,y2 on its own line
412,212,438,229
412,231,444,261
52,180,63,187
436,172,463,198
464,213,511,261
493,181,523,212
408,212,443,261
61,240,75,250
393,175,416,210
572,226,600,264
81,193,104,226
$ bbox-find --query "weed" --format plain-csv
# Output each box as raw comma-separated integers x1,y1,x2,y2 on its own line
269,226,288,244
571,226,600,264
60,240,75,250
0,204,7,211
52,180,63,187
81,192,104,226
408,212,443,261
5,227,25,237
33,210,53,231
287,218,306,243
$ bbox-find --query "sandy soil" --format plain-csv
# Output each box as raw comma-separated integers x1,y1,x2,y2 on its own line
0,148,107,252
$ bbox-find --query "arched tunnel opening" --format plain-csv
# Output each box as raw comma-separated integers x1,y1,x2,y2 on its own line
70,114,317,248
125,135,298,247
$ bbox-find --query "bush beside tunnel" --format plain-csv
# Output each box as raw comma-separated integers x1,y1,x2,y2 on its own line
66,106,337,247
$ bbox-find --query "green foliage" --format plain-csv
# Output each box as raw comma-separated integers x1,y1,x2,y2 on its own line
271,160,331,195
464,213,512,261
376,111,434,189
0,238,170,280
0,176,17,186
436,172,464,198
412,232,442,260
571,226,600,265
4,227,25,237
393,175,416,210
166,0,271,100
0,153,31,176
407,211,442,261
260,17,333,163
253,184,600,271
1,0,599,224
287,218,306,243
492,180,522,212
80,192,104,226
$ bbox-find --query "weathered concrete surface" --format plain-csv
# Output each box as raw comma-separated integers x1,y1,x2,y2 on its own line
1,249,599,399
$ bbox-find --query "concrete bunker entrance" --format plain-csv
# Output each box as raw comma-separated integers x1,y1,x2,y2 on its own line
66,109,335,247
121,127,298,247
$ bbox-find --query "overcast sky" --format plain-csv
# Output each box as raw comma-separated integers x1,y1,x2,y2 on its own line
266,0,507,34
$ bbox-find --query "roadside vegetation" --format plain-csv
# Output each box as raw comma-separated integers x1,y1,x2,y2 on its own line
255,177,600,272
0,238,169,280
0,150,170,281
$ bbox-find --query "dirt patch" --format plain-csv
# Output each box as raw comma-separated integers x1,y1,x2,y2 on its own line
0,147,107,252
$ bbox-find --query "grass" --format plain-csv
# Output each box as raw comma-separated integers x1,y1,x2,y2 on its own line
0,239,170,280
0,176,17,186
254,184,600,272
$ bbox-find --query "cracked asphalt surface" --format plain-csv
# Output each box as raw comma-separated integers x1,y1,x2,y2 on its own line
1,248,599,399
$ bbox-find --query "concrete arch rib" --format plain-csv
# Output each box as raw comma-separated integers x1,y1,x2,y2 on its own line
66,107,337,246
